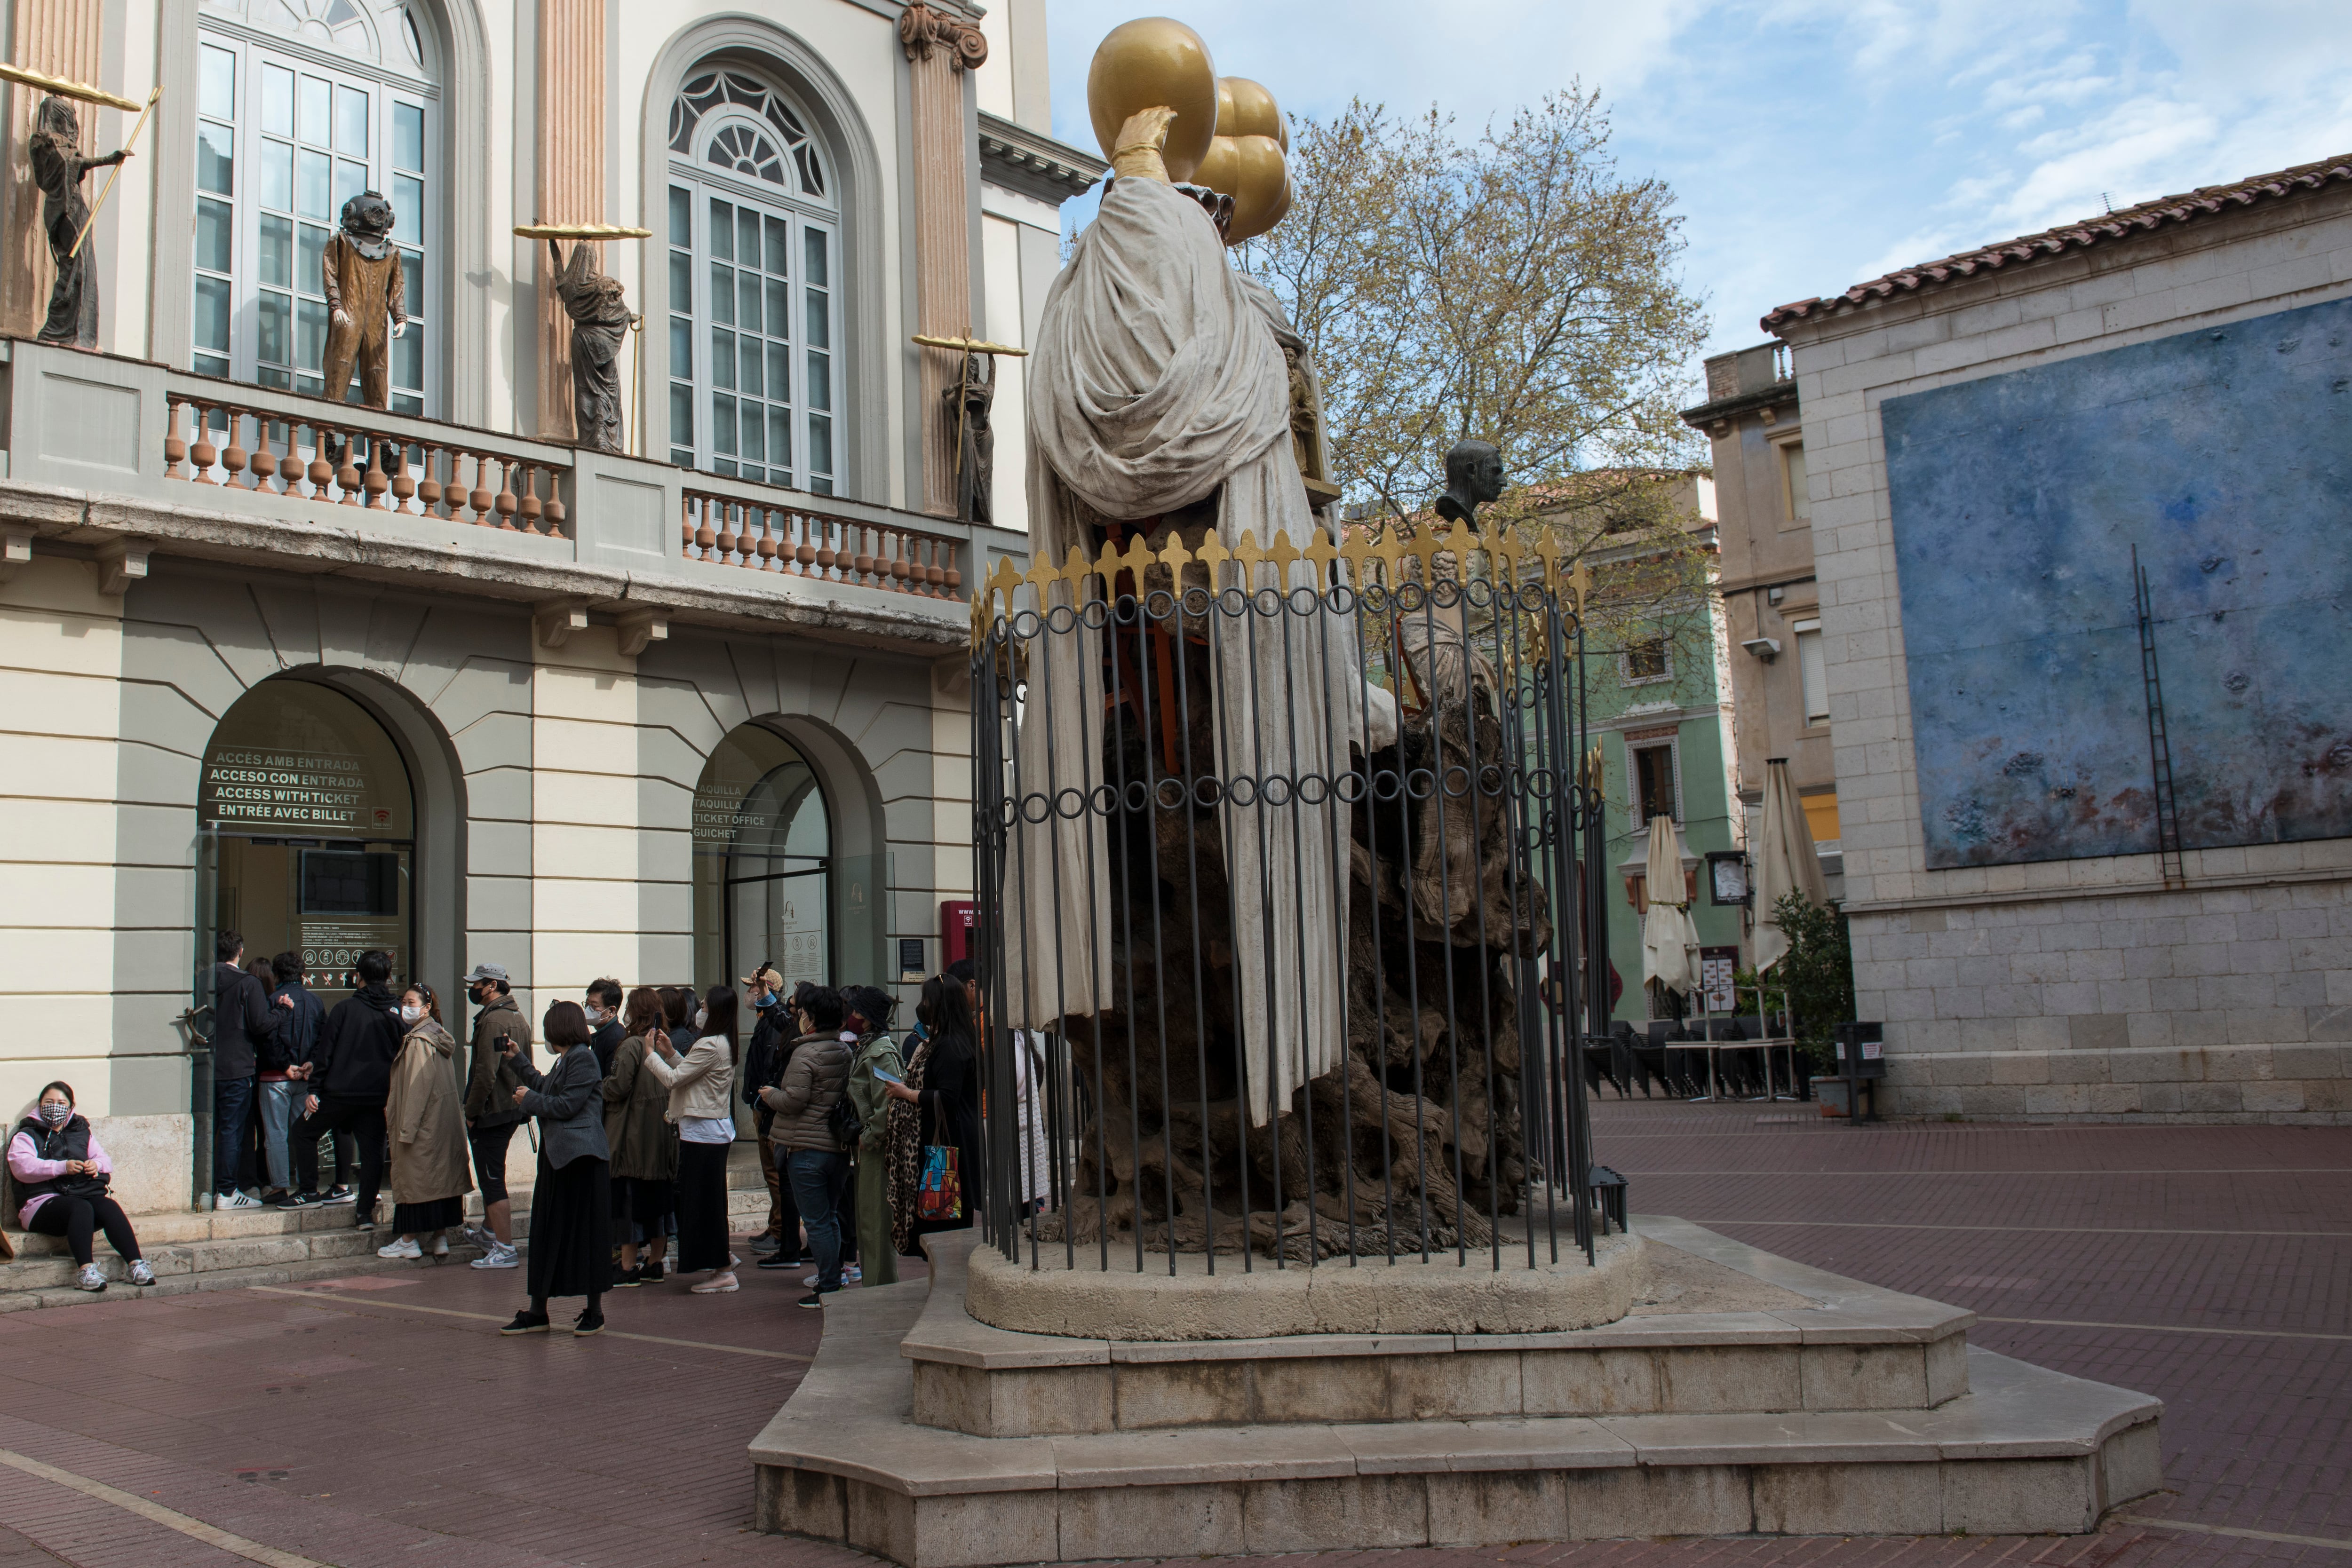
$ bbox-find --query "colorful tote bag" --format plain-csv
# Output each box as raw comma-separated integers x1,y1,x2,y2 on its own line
917,1144,963,1222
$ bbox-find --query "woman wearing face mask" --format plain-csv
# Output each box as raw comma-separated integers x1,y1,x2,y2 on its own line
9,1083,153,1291
378,984,473,1261
641,985,739,1293
500,1001,613,1336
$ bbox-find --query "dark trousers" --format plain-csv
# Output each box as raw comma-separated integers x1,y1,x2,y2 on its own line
29,1194,141,1266
673,1140,733,1273
786,1147,846,1292
303,1096,387,1219
833,1154,857,1264
213,1074,255,1196
293,1109,356,1192
755,1118,803,1259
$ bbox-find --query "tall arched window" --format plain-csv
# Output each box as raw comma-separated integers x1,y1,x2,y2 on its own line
193,0,439,414
666,68,840,494
691,724,832,1003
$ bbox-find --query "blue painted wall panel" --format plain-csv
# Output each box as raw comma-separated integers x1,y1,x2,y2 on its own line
1883,296,2352,868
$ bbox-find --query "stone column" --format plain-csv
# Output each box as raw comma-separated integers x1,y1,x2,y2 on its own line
899,0,987,516
535,0,605,442
0,0,103,338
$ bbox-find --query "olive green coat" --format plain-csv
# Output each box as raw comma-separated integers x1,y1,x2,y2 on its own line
600,1033,681,1183
846,1030,906,1285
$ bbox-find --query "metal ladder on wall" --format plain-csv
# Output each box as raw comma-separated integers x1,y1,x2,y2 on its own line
2132,546,2186,889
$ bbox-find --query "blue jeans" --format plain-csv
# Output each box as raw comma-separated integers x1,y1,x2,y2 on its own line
785,1147,846,1292
256,1079,298,1192
214,1074,255,1196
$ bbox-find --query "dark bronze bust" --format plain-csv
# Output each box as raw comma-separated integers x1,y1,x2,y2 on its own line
1434,439,1505,526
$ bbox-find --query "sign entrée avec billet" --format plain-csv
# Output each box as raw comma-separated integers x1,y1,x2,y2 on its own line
201,748,369,831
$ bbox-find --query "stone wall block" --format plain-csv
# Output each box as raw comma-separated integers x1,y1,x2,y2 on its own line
1753,1461,1943,1535
1568,1465,1752,1540
1426,1471,1569,1547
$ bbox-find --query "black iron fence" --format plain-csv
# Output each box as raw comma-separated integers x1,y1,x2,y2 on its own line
968,521,1605,1271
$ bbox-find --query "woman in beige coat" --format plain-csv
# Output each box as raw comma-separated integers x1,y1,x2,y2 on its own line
640,986,739,1293
380,983,473,1260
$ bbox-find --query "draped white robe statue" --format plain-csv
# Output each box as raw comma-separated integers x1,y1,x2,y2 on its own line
1003,175,1360,1125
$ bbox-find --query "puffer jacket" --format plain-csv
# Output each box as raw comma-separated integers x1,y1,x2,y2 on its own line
764,1031,851,1153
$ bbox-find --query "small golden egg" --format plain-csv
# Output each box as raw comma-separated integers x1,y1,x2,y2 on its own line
1220,134,1287,243
1219,77,1286,152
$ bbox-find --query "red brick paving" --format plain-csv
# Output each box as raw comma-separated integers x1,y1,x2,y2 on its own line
0,1103,2342,1566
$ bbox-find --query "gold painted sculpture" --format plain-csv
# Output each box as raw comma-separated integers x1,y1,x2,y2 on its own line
1086,18,1217,185
320,191,405,406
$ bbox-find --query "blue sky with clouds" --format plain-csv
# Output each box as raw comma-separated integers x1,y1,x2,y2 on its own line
1040,0,2352,374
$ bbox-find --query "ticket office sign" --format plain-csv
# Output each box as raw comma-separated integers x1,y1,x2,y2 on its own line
202,749,373,832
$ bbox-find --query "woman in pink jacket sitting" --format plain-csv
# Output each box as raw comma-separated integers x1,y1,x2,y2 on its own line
9,1082,153,1291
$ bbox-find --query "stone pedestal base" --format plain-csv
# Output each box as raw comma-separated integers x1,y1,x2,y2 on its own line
747,1219,2163,1564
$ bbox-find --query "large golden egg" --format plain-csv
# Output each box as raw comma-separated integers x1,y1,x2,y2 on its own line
1219,77,1286,152
1087,18,1219,186
1218,134,1288,244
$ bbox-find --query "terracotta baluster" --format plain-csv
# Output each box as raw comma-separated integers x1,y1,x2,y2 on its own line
814,518,838,579
307,424,335,499
942,541,963,600
794,514,818,576
853,524,876,588
389,440,417,512
715,503,742,565
334,430,362,504
190,404,219,484
493,459,518,529
692,499,715,559
543,472,567,538
416,444,443,515
163,396,188,479
249,416,278,494
754,508,779,571
468,452,494,523
218,409,249,489
517,465,544,533
362,435,391,509
924,537,947,597
888,531,912,593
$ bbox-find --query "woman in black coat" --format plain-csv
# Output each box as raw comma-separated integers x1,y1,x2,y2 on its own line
883,974,979,1255
499,1001,612,1338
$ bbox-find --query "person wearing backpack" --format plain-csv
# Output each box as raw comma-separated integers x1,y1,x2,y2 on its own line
757,985,852,1308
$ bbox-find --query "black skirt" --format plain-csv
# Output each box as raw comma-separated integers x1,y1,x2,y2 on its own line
390,1195,465,1235
674,1140,732,1273
525,1152,612,1301
612,1175,675,1227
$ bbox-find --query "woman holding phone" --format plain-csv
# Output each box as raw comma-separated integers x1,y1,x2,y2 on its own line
641,985,740,1294
498,1001,612,1336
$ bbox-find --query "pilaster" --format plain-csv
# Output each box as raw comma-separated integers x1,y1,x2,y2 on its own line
1,0,103,338
535,0,607,441
899,0,987,517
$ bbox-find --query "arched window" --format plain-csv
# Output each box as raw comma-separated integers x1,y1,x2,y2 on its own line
666,68,840,494
192,0,439,414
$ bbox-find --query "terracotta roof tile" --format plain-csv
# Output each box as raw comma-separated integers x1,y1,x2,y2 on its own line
1761,150,2352,333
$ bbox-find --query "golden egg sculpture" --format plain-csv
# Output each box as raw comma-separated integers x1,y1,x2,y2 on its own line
1219,76,1287,152
1087,18,1219,186
1219,133,1288,243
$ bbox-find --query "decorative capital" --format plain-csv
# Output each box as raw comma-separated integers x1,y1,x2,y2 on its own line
900,0,988,70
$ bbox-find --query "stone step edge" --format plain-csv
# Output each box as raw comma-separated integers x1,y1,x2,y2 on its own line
0,1242,503,1312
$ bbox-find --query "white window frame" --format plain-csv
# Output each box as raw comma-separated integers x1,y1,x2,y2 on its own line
1793,618,1829,726
1618,635,1672,688
666,76,842,496
193,6,438,414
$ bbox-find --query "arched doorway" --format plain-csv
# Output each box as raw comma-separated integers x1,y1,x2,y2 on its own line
196,678,418,1004
692,723,832,1000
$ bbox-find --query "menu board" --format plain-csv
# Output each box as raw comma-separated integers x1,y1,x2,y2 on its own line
202,748,375,832
1699,945,1740,1014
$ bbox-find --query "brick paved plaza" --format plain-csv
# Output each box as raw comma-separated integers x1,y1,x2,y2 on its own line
0,1099,2342,1568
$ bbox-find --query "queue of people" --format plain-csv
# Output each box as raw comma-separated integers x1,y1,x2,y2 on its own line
27,943,1008,1316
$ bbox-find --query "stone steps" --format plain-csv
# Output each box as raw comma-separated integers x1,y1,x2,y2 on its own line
748,1220,2164,1564
0,1177,770,1311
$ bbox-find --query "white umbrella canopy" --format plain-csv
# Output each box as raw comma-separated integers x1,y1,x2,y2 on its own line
1639,817,1699,997
1752,758,1830,972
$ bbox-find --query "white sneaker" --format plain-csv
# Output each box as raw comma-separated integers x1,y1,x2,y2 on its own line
430,1234,449,1257
459,1223,492,1251
844,1264,862,1283
127,1260,156,1287
74,1263,107,1291
220,1191,262,1210
469,1242,519,1270
376,1236,422,1259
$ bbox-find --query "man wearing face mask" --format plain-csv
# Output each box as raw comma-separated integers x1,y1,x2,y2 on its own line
461,963,533,1270
304,949,404,1232
586,978,625,1075
738,966,799,1261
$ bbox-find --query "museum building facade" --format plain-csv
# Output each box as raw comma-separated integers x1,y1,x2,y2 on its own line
0,0,1095,1210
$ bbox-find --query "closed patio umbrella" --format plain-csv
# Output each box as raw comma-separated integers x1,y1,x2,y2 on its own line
1639,816,1699,999
1752,757,1829,972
